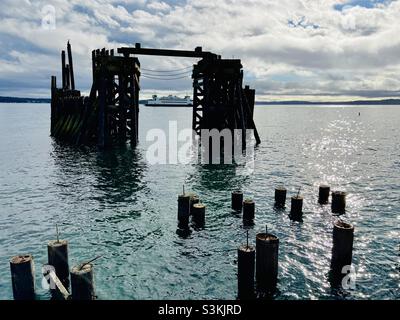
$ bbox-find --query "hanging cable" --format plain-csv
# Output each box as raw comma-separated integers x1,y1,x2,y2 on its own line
141,70,192,77
141,74,191,80
140,65,193,73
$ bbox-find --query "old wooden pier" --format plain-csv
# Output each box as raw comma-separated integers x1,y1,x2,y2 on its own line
51,42,260,149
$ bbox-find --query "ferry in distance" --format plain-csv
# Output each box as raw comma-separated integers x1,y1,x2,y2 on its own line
146,95,193,107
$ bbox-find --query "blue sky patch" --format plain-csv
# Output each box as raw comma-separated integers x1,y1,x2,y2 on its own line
334,0,391,11
288,16,320,29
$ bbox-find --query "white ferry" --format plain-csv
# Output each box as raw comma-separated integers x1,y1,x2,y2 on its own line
146,95,193,107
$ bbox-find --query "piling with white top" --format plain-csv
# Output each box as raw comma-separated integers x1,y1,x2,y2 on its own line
10,254,35,300
48,239,70,288
192,203,206,227
70,263,95,300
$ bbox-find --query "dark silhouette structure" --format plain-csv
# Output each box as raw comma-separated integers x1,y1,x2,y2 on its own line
50,42,260,149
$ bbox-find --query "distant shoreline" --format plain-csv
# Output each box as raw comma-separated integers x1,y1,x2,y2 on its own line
1,96,399,105
256,99,400,105
0,96,51,103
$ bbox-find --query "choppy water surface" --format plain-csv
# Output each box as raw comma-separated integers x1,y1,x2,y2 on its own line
0,103,399,300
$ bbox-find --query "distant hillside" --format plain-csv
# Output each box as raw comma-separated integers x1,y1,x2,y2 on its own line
256,99,400,105
0,96,51,103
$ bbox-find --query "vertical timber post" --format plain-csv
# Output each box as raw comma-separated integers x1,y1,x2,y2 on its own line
332,191,346,214
97,77,106,148
243,199,255,222
178,193,190,229
192,203,206,227
330,221,354,286
10,255,35,300
70,264,95,300
232,190,243,212
67,41,75,90
47,240,70,288
61,50,66,89
290,195,303,221
274,187,287,208
256,231,279,294
50,76,57,135
318,185,330,205
237,243,255,299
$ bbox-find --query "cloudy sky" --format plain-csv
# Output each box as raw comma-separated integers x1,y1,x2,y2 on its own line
0,0,399,101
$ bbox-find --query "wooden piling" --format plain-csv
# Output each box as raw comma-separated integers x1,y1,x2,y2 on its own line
178,194,190,229
232,190,243,212
10,255,35,300
192,203,206,227
318,184,330,205
61,50,66,89
47,240,69,288
243,199,255,222
332,191,346,214
50,76,57,135
67,41,75,90
237,244,255,299
97,77,106,148
274,186,287,208
65,64,71,90
256,232,279,293
70,263,95,300
290,195,303,220
330,221,354,284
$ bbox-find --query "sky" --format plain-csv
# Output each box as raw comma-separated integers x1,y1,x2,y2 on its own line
0,0,399,101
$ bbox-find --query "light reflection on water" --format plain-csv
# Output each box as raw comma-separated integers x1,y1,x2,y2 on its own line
0,104,399,300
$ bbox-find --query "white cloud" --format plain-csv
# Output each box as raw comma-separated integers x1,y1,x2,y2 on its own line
147,1,171,12
0,0,399,100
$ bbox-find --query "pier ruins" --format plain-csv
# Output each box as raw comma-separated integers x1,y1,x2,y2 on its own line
50,42,260,150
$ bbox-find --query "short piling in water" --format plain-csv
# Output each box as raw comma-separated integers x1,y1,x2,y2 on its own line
290,196,303,221
255,230,279,293
243,199,255,222
192,203,206,227
70,263,95,300
178,193,191,229
331,191,346,214
330,220,354,285
237,244,255,300
10,255,35,300
318,185,330,205
274,187,287,208
47,240,69,288
232,190,243,212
